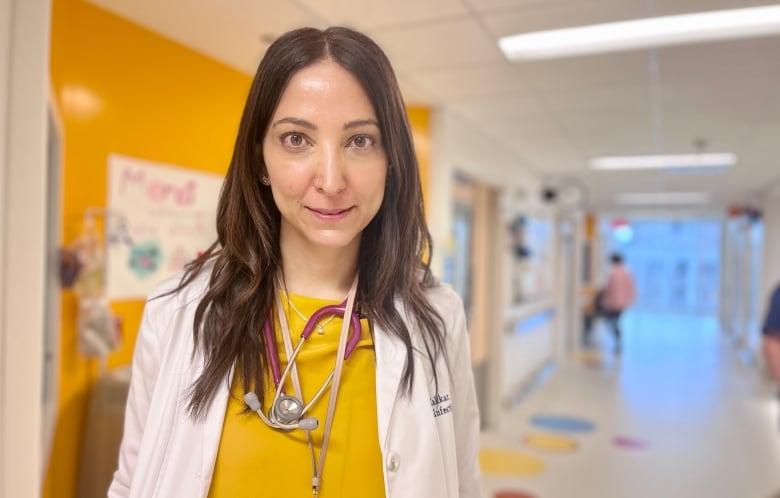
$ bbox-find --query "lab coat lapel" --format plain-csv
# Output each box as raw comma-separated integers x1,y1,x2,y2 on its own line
373,319,406,448
199,363,232,495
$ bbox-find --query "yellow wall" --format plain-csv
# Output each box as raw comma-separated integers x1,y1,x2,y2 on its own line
407,106,430,208
47,2,431,497
46,1,251,496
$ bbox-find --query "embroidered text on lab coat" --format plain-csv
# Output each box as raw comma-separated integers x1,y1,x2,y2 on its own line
430,392,452,418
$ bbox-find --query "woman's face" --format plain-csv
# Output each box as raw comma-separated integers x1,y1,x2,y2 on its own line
263,59,387,257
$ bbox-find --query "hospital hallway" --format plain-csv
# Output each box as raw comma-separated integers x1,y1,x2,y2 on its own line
479,311,780,498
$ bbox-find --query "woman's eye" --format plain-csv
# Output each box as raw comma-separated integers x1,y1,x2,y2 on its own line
282,133,307,148
350,135,374,149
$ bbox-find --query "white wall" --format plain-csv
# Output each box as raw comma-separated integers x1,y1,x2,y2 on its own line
429,107,557,431
1,0,51,496
553,212,584,363
428,107,541,278
499,307,555,396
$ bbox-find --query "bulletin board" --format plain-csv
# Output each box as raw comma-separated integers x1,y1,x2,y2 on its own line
106,154,223,300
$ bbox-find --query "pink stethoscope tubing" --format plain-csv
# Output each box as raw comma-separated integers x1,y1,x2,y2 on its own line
263,300,363,395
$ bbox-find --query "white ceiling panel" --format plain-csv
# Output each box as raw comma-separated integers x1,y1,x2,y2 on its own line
450,98,576,147
465,0,563,12
544,84,653,115
450,96,556,123
656,128,746,155
368,18,505,71
297,0,469,30
650,0,780,16
509,139,586,173
568,129,657,157
519,52,651,93
408,63,535,101
657,37,780,83
737,123,780,169
480,0,646,37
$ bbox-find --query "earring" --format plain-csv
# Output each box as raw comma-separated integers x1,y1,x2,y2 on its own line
261,175,270,186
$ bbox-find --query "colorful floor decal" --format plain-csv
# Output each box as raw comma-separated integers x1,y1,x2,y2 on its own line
530,415,596,433
479,449,545,477
613,436,650,450
494,491,537,498
523,433,580,453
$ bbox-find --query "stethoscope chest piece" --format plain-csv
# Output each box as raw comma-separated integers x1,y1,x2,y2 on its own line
273,394,304,426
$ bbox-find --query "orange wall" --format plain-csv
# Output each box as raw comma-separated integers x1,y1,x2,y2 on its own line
46,2,431,497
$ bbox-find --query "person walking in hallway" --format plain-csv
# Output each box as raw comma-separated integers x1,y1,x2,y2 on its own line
599,253,636,354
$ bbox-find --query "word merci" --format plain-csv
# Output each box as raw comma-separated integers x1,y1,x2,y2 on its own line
430,392,453,418
118,167,197,206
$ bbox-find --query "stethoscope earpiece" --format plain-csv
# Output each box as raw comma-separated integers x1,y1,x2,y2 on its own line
297,417,318,431
244,391,262,411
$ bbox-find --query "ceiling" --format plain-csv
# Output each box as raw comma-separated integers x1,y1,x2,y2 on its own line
86,0,780,210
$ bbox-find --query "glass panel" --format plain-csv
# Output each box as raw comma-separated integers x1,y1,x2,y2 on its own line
602,219,722,315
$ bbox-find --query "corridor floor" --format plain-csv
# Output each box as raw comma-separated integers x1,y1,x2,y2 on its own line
479,312,780,498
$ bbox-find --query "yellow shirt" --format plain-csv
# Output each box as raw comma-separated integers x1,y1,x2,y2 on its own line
208,293,385,498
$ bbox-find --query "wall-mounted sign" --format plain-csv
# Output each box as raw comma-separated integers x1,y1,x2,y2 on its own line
106,154,223,300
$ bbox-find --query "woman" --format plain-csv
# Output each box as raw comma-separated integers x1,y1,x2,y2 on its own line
109,26,482,498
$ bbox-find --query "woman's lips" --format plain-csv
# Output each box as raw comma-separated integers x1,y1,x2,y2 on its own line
307,206,353,220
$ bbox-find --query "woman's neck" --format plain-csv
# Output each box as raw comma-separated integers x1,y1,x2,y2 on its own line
279,244,359,300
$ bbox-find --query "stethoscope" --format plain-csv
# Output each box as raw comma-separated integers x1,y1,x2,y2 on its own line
243,278,363,432
243,275,361,496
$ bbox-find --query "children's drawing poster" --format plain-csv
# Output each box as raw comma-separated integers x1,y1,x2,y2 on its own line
106,154,224,300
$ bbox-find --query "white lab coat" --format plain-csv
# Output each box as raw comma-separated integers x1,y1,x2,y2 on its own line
108,270,483,498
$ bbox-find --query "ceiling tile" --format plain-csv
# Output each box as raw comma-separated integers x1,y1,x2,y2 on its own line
650,0,780,16
450,96,552,122
296,0,469,29
468,0,598,15
480,0,646,38
408,63,535,101
520,51,651,93
368,18,506,72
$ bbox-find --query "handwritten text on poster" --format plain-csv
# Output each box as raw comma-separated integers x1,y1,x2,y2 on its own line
106,154,223,300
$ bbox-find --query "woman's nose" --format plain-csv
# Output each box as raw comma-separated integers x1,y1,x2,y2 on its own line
314,144,346,195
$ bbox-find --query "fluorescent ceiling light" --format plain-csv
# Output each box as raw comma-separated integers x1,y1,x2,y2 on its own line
589,153,736,171
616,191,712,205
499,5,780,61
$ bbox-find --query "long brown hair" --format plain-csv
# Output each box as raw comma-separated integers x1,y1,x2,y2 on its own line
174,26,445,419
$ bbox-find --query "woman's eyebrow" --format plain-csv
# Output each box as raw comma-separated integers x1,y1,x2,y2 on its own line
344,119,380,130
271,117,379,130
271,117,317,130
